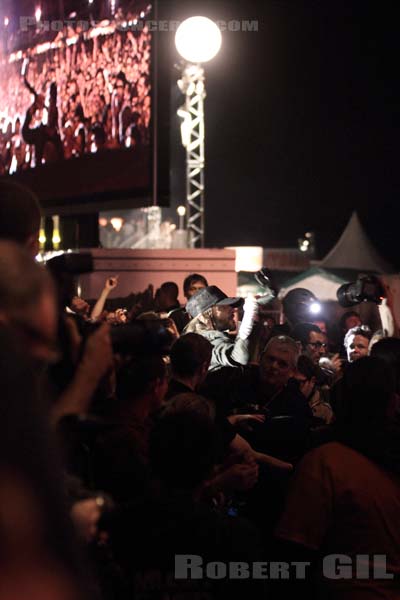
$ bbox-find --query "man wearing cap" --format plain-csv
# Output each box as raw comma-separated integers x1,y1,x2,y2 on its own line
183,285,258,372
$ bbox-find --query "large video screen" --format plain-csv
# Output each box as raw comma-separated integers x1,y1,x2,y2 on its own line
0,1,153,209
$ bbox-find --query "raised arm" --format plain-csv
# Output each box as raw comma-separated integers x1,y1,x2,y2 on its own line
90,276,119,321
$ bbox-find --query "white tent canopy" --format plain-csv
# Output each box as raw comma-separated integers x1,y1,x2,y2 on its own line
278,267,346,301
320,212,394,273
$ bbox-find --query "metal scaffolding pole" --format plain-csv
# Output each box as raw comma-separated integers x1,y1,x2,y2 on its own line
177,64,206,248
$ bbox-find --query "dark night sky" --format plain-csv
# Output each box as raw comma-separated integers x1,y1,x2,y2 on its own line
166,0,400,264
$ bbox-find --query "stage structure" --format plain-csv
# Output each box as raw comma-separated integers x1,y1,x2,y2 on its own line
175,17,222,247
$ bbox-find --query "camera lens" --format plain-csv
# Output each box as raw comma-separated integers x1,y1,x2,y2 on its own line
337,282,359,307
337,276,384,307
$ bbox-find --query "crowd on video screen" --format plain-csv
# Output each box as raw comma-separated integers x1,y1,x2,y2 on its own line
0,23,151,175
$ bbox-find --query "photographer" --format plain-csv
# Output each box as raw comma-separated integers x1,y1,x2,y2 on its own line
338,275,397,338
292,321,343,385
282,288,322,331
294,355,334,425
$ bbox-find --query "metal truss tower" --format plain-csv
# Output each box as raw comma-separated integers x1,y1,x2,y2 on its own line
177,63,206,247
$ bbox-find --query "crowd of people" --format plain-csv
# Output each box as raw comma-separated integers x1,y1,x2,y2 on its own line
0,179,399,600
0,20,151,175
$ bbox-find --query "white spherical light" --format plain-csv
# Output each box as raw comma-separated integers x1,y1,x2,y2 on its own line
175,16,222,63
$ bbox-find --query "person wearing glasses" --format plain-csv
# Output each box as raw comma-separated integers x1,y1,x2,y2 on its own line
292,322,344,385
292,322,327,365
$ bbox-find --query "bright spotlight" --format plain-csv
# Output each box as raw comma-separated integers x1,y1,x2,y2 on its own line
35,6,42,23
110,217,123,232
175,16,222,63
4,16,9,27
177,205,186,229
310,302,321,315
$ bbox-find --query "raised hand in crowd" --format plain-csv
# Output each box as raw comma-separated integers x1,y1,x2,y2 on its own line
105,276,119,291
90,275,119,321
